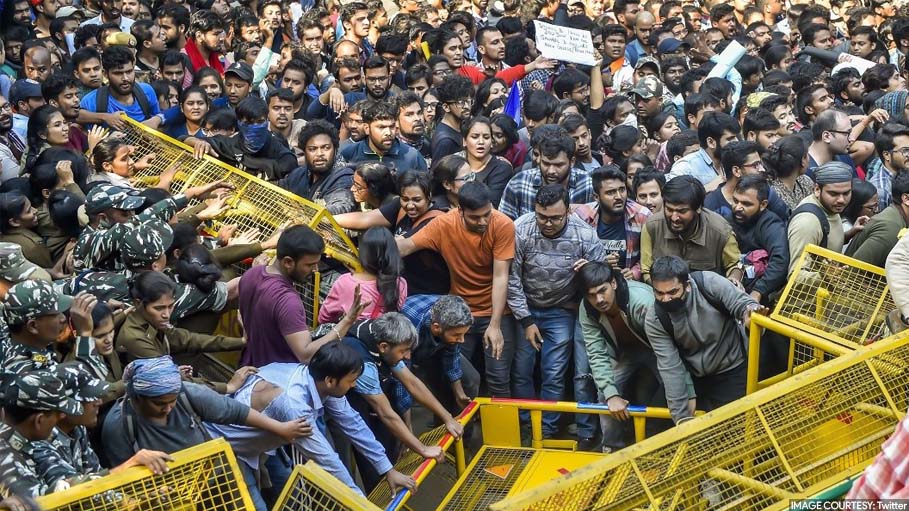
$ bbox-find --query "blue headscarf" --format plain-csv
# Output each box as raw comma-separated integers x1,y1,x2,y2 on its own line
123,356,183,398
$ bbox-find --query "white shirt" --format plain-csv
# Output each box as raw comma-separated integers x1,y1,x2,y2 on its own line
81,15,134,33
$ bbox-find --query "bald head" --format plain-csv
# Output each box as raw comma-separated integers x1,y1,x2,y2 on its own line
24,46,51,82
634,11,655,46
334,40,360,61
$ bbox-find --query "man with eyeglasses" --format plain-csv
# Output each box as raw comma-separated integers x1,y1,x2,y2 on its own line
431,74,474,162
705,140,790,223
508,184,604,450
806,109,858,179
866,124,909,213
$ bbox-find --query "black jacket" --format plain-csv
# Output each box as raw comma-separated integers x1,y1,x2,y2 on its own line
731,209,790,300
278,157,356,215
205,133,298,181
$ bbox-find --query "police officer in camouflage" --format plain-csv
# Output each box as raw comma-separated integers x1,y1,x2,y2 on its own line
0,243,54,361
31,362,173,492
0,370,83,498
1,280,76,375
71,179,233,273
62,219,234,322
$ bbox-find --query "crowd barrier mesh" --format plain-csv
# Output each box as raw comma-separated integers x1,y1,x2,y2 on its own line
272,461,382,511
35,438,254,510
774,244,894,351
117,114,360,271
490,331,909,511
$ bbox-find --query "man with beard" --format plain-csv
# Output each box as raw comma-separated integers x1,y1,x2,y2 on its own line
613,0,641,40
340,101,427,172
187,96,297,181
868,124,909,212
32,0,63,39
645,255,763,425
668,111,741,192
832,68,865,114
477,27,507,78
79,47,161,127
499,132,594,220
509,185,604,448
628,76,671,130
132,20,168,79
397,182,518,399
728,176,789,303
755,94,797,136
431,74,474,162
157,4,189,51
279,60,314,120
553,68,591,113
307,56,392,128
706,140,789,222
42,74,87,153
661,56,688,96
624,11,654,67
81,0,134,33
0,96,25,173
395,92,429,160
267,88,305,159
787,162,854,273
279,120,356,215
640,176,743,284
183,10,226,76
805,109,858,179
574,166,651,281
22,45,51,83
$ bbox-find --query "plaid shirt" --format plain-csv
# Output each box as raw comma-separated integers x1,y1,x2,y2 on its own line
400,295,462,383
848,413,909,499
573,199,652,280
868,161,895,213
499,168,595,220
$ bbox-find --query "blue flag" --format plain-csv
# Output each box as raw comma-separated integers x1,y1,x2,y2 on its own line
503,81,522,127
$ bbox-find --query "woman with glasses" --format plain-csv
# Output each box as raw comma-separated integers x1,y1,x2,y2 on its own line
333,171,451,294
458,116,513,206
349,162,397,211
430,154,474,210
842,179,879,250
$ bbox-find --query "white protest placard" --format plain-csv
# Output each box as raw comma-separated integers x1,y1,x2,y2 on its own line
533,20,598,66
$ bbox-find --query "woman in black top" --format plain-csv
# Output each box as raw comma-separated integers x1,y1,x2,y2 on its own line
460,116,513,206
333,171,450,294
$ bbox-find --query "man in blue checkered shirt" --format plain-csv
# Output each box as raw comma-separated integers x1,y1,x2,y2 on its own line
401,294,480,414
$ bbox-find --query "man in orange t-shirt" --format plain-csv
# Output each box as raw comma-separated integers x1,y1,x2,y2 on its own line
397,182,517,398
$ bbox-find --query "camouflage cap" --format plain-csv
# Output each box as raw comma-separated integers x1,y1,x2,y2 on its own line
121,219,175,267
3,280,74,325
2,370,83,415
628,75,664,100
85,184,146,215
634,56,662,75
55,362,109,402
0,243,50,283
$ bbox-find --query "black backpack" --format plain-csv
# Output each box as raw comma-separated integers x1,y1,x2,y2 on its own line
791,203,830,248
96,85,153,120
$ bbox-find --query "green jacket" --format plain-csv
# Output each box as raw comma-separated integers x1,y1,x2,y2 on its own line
846,204,908,268
580,281,653,400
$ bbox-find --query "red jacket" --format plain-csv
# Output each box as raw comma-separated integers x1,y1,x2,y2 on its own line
457,64,526,86
183,38,225,75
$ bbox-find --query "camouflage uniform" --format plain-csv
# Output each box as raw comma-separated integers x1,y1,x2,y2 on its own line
72,184,190,272
61,219,229,320
0,370,83,498
32,363,109,492
0,243,54,365
0,280,74,376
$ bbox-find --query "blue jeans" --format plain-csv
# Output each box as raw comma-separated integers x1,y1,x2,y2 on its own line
573,319,599,439
512,307,576,436
600,342,661,451
239,460,268,511
462,314,517,398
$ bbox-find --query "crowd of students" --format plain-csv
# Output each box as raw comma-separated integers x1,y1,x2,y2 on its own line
2,0,909,507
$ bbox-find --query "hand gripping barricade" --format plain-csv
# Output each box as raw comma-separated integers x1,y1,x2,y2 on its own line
34,438,255,510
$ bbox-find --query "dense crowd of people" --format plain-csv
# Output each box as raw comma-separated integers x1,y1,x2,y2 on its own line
2,0,909,507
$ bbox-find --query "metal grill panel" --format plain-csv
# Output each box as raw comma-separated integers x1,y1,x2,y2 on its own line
272,461,382,511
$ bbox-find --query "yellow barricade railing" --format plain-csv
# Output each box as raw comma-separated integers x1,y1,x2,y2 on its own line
272,461,382,511
117,114,360,271
772,244,894,349
35,438,254,510
490,331,909,511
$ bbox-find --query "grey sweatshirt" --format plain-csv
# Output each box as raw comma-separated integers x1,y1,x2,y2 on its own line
644,271,758,423
507,213,605,323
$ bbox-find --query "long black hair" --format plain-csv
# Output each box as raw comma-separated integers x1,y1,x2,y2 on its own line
24,105,63,174
175,244,223,294
358,227,403,313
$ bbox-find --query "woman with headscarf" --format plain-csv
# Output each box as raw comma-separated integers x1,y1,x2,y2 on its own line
101,356,313,467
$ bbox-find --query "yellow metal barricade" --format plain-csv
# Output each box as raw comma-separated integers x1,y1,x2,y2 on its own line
116,114,360,271
272,461,382,511
491,331,909,511
35,438,254,510
773,244,894,349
